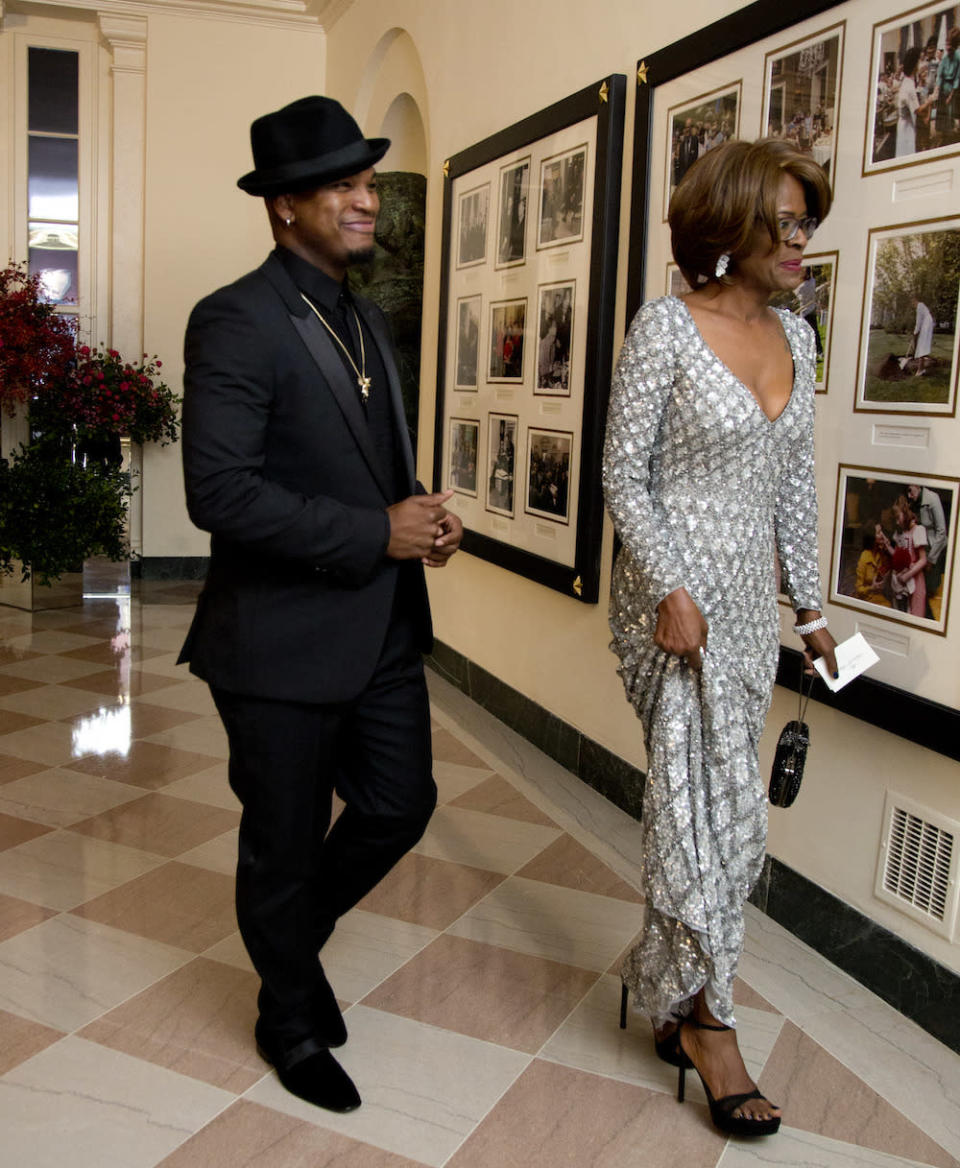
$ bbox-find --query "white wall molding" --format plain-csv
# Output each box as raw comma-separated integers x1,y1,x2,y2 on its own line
98,10,145,71
13,0,324,30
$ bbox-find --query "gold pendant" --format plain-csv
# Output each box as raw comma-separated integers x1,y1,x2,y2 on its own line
359,376,371,402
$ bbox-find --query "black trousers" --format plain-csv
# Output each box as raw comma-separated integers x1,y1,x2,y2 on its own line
210,605,436,1050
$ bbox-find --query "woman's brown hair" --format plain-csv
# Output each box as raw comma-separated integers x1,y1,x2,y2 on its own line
669,138,832,291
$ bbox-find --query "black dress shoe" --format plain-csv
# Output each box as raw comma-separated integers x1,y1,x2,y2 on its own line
257,1035,361,1113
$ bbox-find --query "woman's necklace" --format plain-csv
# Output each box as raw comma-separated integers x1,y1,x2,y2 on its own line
300,293,371,402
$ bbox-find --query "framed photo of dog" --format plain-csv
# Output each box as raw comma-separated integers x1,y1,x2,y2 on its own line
434,75,626,603
628,0,960,742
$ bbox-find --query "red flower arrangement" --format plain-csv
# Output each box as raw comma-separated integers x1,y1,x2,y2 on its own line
54,344,181,446
0,263,76,415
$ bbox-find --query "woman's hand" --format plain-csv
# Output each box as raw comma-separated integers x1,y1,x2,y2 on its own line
655,587,708,669
796,609,838,678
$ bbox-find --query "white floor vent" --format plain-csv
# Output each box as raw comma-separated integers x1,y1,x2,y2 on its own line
875,792,960,940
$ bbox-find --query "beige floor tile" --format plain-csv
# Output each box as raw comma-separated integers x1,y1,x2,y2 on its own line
0,707,45,736
0,1035,234,1168
0,652,104,684
128,651,195,680
117,700,204,738
448,772,558,825
448,875,640,972
0,683,109,722
61,641,169,666
138,625,204,653
433,759,494,804
0,768,142,827
0,1008,64,1075
719,1127,952,1168
157,1099,429,1167
3,628,102,655
412,804,561,875
734,975,780,1014
65,739,223,790
320,908,438,1004
72,860,237,951
516,832,644,902
246,1004,530,1167
0,809,53,848
0,720,79,766
79,956,262,1092
357,852,504,930
0,829,164,910
447,1058,726,1168
68,791,240,857
0,752,46,785
431,725,491,768
59,668,182,698
0,914,193,1031
161,763,238,810
0,674,43,697
144,715,231,758
201,930,253,973
0,892,57,942
0,644,42,668
134,680,219,715
364,933,598,1053
761,1020,957,1168
178,827,238,875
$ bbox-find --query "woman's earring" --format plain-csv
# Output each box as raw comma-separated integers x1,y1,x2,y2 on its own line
284,217,294,227
714,253,730,279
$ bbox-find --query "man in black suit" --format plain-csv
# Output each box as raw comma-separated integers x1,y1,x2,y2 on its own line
178,96,462,1113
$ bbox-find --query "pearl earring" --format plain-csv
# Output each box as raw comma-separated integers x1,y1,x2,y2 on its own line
714,253,730,278
284,217,293,227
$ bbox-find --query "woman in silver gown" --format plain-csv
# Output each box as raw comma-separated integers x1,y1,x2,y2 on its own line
603,139,838,1135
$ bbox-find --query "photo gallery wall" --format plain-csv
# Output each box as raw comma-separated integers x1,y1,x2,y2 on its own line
435,77,626,601
634,0,960,708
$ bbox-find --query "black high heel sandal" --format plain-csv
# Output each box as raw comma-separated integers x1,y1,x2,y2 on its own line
619,984,690,1068
676,1018,781,1137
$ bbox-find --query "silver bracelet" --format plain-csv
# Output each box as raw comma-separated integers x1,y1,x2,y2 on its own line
794,615,828,636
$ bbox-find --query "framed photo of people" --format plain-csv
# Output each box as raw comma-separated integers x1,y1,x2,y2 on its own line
663,82,742,220
434,75,626,603
628,0,960,741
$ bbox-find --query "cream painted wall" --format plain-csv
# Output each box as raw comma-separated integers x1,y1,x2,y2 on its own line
138,11,326,558
322,0,960,975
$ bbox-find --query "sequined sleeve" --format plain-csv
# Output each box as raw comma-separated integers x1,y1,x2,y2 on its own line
774,315,823,611
603,299,687,606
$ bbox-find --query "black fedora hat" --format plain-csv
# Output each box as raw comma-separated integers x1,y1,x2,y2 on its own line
237,96,390,197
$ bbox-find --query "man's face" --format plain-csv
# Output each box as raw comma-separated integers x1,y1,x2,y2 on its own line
278,168,379,279
907,485,921,503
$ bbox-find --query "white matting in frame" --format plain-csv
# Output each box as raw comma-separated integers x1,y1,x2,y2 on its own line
761,21,846,182
457,182,490,269
537,143,588,249
525,427,573,524
855,214,960,415
865,1,960,177
829,464,957,636
662,81,742,221
448,417,479,498
665,261,692,297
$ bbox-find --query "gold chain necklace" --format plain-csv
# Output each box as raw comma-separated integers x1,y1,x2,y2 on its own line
300,293,372,402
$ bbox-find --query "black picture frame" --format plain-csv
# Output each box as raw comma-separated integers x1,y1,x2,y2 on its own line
434,75,626,604
627,0,960,755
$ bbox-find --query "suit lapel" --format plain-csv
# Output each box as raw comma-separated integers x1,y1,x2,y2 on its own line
355,301,417,493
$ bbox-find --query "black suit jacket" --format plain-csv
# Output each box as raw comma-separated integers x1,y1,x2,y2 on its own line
178,251,431,703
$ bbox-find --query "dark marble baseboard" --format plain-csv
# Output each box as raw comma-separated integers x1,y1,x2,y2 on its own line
133,556,209,581
426,638,960,1055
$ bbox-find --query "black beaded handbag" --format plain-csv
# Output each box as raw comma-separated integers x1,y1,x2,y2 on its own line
769,661,813,809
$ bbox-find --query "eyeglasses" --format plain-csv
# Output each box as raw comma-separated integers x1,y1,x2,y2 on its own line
778,215,818,242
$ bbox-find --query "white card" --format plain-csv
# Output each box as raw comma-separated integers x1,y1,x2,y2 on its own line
813,632,879,692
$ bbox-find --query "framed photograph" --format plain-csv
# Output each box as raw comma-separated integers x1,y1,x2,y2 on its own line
768,250,837,391
496,156,530,268
627,0,960,738
434,75,626,602
448,417,479,498
762,24,845,179
663,82,741,219
454,295,482,390
855,216,960,415
538,143,588,249
865,2,960,176
486,413,518,518
665,262,692,297
525,428,573,523
535,281,575,395
457,182,489,268
488,298,527,383
829,466,957,635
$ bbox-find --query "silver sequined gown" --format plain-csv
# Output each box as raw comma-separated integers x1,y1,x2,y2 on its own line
603,296,823,1026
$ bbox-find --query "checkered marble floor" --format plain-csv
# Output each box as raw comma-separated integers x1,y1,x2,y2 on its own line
1,566,958,1168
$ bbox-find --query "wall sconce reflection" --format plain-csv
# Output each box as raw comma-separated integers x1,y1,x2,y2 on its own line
72,702,131,758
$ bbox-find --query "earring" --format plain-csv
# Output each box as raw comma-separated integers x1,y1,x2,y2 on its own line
714,253,730,278
284,217,293,227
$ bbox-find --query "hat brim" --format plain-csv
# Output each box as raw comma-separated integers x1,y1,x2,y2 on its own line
238,137,391,196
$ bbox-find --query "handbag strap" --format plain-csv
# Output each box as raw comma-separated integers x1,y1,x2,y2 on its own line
797,656,815,722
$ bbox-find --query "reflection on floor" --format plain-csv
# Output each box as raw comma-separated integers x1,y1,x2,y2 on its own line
0,565,958,1167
